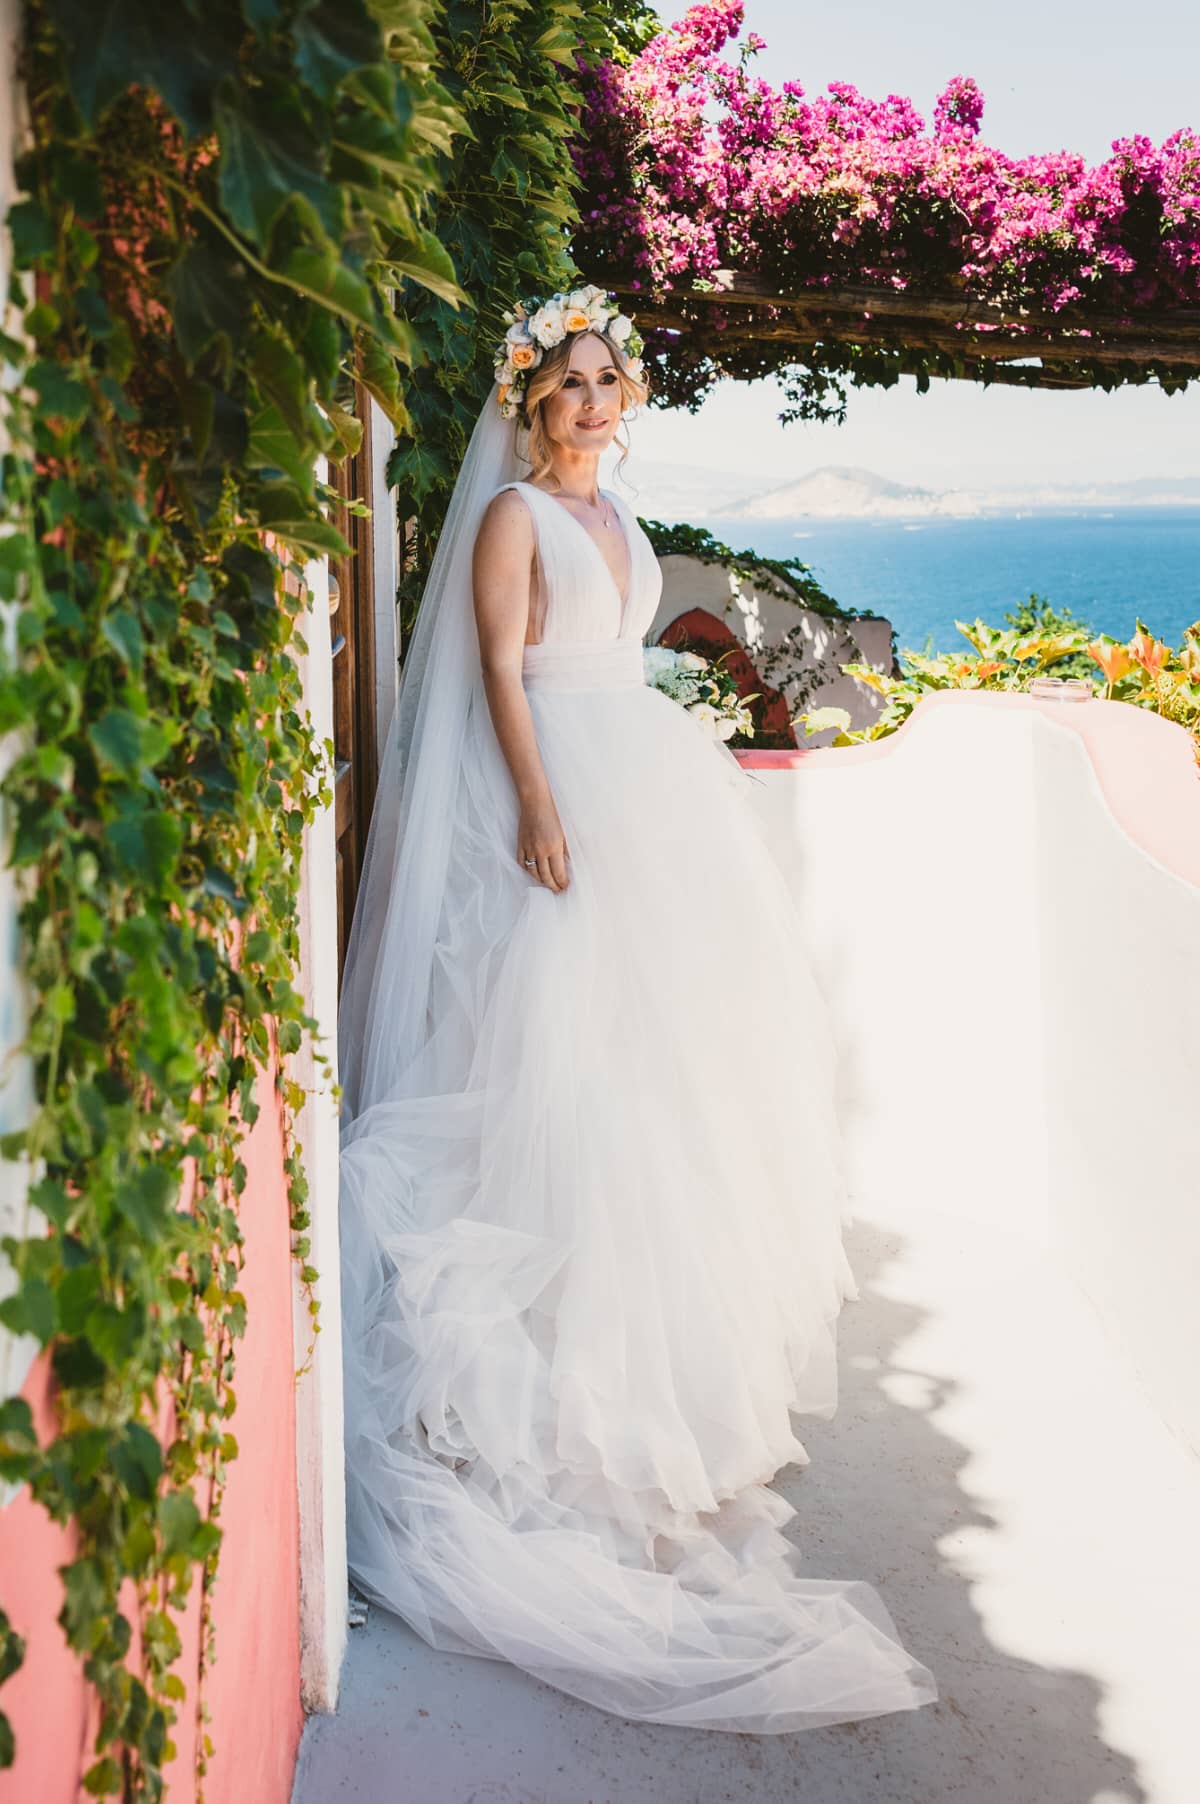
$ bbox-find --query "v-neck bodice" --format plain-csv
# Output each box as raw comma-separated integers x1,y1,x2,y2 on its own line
493,480,662,650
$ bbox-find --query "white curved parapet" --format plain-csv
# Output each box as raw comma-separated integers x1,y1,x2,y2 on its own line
737,691,1200,1458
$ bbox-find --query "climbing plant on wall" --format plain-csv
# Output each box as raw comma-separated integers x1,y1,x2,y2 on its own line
0,0,460,1795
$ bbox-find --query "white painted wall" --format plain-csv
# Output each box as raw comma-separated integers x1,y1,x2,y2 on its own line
290,406,400,1710
292,552,348,1710
743,693,1200,1456
649,552,893,738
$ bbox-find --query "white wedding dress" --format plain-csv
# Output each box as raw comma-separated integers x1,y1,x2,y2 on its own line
338,475,936,1730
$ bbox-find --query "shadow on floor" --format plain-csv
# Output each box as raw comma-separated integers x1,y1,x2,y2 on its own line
293,1216,1147,1804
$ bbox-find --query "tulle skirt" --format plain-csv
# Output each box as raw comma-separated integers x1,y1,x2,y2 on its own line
338,663,936,1730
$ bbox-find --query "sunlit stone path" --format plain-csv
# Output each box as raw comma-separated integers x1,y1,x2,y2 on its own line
291,1193,1199,1804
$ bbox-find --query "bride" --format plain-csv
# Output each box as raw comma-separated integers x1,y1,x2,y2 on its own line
336,284,936,1731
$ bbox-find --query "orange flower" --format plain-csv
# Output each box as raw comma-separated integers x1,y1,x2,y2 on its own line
510,344,536,369
1130,626,1169,675
974,660,1003,680
497,383,510,407
1087,639,1134,684
564,309,591,332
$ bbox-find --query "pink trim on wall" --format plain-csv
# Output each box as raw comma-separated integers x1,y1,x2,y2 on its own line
0,1064,304,1804
735,691,1200,892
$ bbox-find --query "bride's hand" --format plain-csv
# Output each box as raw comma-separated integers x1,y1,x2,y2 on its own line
517,797,570,893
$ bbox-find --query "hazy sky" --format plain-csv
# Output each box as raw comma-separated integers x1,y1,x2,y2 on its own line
627,0,1200,489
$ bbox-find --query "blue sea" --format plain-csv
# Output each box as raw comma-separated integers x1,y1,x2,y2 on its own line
697,507,1200,656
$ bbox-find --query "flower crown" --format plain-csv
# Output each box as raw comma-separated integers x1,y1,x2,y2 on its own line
493,284,645,420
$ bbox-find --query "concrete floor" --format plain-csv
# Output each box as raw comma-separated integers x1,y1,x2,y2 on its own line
291,1200,1200,1804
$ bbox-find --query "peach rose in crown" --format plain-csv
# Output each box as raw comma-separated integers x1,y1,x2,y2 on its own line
510,344,537,369
564,309,592,332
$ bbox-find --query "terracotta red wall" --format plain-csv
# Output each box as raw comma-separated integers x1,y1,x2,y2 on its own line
0,1065,304,1804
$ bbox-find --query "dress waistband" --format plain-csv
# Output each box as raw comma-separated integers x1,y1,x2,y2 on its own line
522,637,646,693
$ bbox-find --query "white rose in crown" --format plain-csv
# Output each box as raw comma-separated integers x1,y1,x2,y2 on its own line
607,313,634,346
529,305,567,348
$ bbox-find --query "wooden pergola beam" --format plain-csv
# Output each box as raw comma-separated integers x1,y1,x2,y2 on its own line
607,272,1200,384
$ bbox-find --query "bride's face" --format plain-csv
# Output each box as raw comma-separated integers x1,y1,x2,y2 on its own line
541,333,622,454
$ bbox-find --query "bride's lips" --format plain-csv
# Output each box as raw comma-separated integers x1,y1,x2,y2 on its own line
576,418,611,431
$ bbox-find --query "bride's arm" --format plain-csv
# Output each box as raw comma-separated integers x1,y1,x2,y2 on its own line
472,492,571,894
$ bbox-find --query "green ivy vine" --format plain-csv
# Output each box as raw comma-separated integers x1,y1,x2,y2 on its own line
0,0,462,1795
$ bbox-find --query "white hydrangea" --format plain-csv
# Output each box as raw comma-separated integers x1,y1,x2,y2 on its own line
642,646,679,682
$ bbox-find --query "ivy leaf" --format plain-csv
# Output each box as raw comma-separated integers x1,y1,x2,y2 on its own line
386,436,451,506
278,245,381,336
220,542,279,615
81,1755,123,1796
46,1,236,136
0,1608,26,1686
247,481,351,557
158,1489,201,1557
115,1421,166,1508
27,1177,73,1230
167,233,252,370
100,608,144,670
88,709,171,778
381,227,463,306
294,0,382,101
6,199,54,267
214,78,340,251
0,1278,55,1345
56,1264,101,1335
357,335,412,430
113,1165,177,1238
108,803,183,887
247,404,316,492
0,1400,38,1477
60,1556,108,1645
27,359,90,423
246,329,314,441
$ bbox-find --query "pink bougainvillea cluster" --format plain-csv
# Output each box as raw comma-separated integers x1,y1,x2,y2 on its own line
572,0,1200,317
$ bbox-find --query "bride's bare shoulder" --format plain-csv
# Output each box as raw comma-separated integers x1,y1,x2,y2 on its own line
478,484,533,533
474,485,535,572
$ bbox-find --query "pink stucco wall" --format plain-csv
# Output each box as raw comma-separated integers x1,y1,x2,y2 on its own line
0,1063,304,1804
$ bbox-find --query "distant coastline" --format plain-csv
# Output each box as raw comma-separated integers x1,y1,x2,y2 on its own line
720,466,1200,524
607,454,1200,528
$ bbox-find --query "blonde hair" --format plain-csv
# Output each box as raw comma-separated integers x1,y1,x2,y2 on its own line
519,329,650,488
